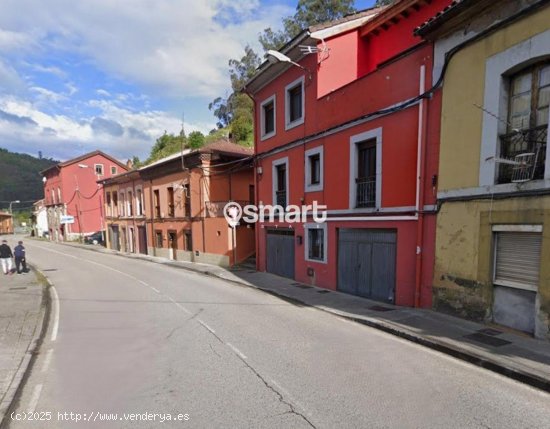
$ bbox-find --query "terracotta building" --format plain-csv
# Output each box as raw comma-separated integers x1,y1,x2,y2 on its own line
0,212,13,235
102,140,255,267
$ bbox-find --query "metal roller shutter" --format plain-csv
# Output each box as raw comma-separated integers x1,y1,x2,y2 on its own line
494,232,542,291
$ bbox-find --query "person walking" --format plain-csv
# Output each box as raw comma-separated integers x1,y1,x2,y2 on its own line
14,241,27,274
0,239,13,275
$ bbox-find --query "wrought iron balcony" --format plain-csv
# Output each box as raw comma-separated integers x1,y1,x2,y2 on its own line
356,177,376,208
275,190,287,207
497,125,547,184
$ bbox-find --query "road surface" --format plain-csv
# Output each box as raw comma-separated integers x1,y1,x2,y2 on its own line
4,240,550,428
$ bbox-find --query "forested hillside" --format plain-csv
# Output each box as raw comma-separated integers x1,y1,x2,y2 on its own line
0,148,57,211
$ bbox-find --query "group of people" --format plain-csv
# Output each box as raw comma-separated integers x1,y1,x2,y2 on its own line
0,240,27,275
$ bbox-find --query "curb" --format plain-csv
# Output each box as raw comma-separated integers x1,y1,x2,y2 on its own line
38,239,550,393
0,266,51,428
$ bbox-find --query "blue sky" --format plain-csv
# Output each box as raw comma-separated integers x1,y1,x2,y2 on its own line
0,0,376,161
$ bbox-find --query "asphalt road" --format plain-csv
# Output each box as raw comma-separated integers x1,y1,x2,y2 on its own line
4,240,550,428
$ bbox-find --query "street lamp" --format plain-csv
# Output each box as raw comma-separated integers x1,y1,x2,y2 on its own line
9,200,20,214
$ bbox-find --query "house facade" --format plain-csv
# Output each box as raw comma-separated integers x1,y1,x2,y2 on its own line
417,0,550,338
41,150,128,241
32,199,48,237
246,0,452,307
102,140,255,267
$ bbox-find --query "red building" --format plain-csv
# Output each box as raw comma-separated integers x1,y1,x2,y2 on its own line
41,151,128,241
245,0,451,307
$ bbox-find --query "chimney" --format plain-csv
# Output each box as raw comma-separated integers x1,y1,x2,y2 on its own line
126,159,133,169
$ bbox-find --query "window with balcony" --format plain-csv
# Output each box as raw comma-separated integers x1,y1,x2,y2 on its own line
498,63,549,184
356,139,377,208
285,77,304,130
119,192,125,217
136,189,143,216
167,187,175,217
112,192,118,216
106,192,111,216
154,190,161,218
272,158,288,207
261,95,276,140
127,190,133,216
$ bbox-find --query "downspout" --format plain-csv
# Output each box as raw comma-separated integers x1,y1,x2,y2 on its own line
414,64,428,308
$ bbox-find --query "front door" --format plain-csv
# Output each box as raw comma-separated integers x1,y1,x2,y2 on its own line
110,225,120,251
138,226,147,255
266,230,295,279
168,231,177,260
337,228,396,303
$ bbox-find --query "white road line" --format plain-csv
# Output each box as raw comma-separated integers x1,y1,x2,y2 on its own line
175,303,192,315
167,296,176,303
150,287,160,293
27,384,43,413
41,349,54,373
50,286,60,342
198,320,216,334
139,280,149,286
226,343,247,360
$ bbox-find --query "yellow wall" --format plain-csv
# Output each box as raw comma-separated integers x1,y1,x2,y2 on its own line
439,6,550,191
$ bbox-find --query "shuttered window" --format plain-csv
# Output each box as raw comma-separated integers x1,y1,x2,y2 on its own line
494,232,542,291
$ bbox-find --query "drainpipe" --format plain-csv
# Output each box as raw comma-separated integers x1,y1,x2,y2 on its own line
149,179,155,256
414,64,429,308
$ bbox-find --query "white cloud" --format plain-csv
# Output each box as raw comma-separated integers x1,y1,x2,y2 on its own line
96,89,111,97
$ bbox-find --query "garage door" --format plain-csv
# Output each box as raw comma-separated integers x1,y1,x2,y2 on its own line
493,231,542,334
266,230,295,279
338,229,396,303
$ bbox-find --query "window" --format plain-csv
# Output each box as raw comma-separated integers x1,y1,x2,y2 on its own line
272,158,288,207
183,185,191,217
51,189,55,205
305,223,327,263
285,77,304,130
154,190,161,218
167,187,175,217
349,128,381,210
112,192,118,216
111,166,117,175
119,192,125,216
305,146,323,192
184,230,192,251
498,63,550,183
155,231,163,248
127,190,133,216
95,164,104,176
136,189,143,216
57,187,62,203
106,192,111,216
260,95,276,139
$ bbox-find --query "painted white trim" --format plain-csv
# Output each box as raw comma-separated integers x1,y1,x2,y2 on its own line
285,76,305,130
480,29,550,186
118,190,126,217
134,185,144,216
126,187,133,216
349,127,382,210
272,157,289,207
110,165,118,175
437,178,550,199
492,224,543,233
304,222,328,264
304,146,323,192
260,94,276,141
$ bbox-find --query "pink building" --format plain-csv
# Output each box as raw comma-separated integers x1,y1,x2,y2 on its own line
41,151,128,241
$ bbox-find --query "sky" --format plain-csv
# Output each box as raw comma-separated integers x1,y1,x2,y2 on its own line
0,0,376,162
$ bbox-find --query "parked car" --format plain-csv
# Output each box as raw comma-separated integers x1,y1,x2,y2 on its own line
84,231,105,245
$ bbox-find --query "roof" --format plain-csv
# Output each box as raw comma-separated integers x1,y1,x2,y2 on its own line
414,0,471,36
0,211,13,218
199,139,253,157
41,150,128,175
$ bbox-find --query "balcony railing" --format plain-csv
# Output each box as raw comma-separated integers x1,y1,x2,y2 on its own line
356,177,376,208
275,190,286,207
497,126,547,184
205,200,249,218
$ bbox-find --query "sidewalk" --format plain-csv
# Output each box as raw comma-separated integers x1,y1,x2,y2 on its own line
56,240,550,392
0,267,47,423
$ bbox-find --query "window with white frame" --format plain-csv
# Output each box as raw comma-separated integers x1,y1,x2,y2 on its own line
272,157,288,207
305,146,323,192
106,192,112,216
95,164,104,176
119,192,125,217
57,187,61,203
305,223,327,263
127,189,133,216
111,166,117,175
260,95,276,140
285,76,304,130
349,128,382,210
136,188,144,216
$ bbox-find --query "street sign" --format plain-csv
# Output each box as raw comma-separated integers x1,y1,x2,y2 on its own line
60,215,75,224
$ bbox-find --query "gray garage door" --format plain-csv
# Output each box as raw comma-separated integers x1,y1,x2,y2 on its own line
338,228,396,303
266,230,295,279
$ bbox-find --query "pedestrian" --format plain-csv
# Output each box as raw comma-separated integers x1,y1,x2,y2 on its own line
14,241,27,274
0,239,13,275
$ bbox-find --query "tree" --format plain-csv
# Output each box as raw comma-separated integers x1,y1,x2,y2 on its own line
188,131,205,149
145,132,187,164
375,0,395,6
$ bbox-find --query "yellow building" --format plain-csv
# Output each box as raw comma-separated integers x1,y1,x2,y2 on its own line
417,0,550,339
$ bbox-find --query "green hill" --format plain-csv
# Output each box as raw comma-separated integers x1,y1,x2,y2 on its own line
0,148,58,212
